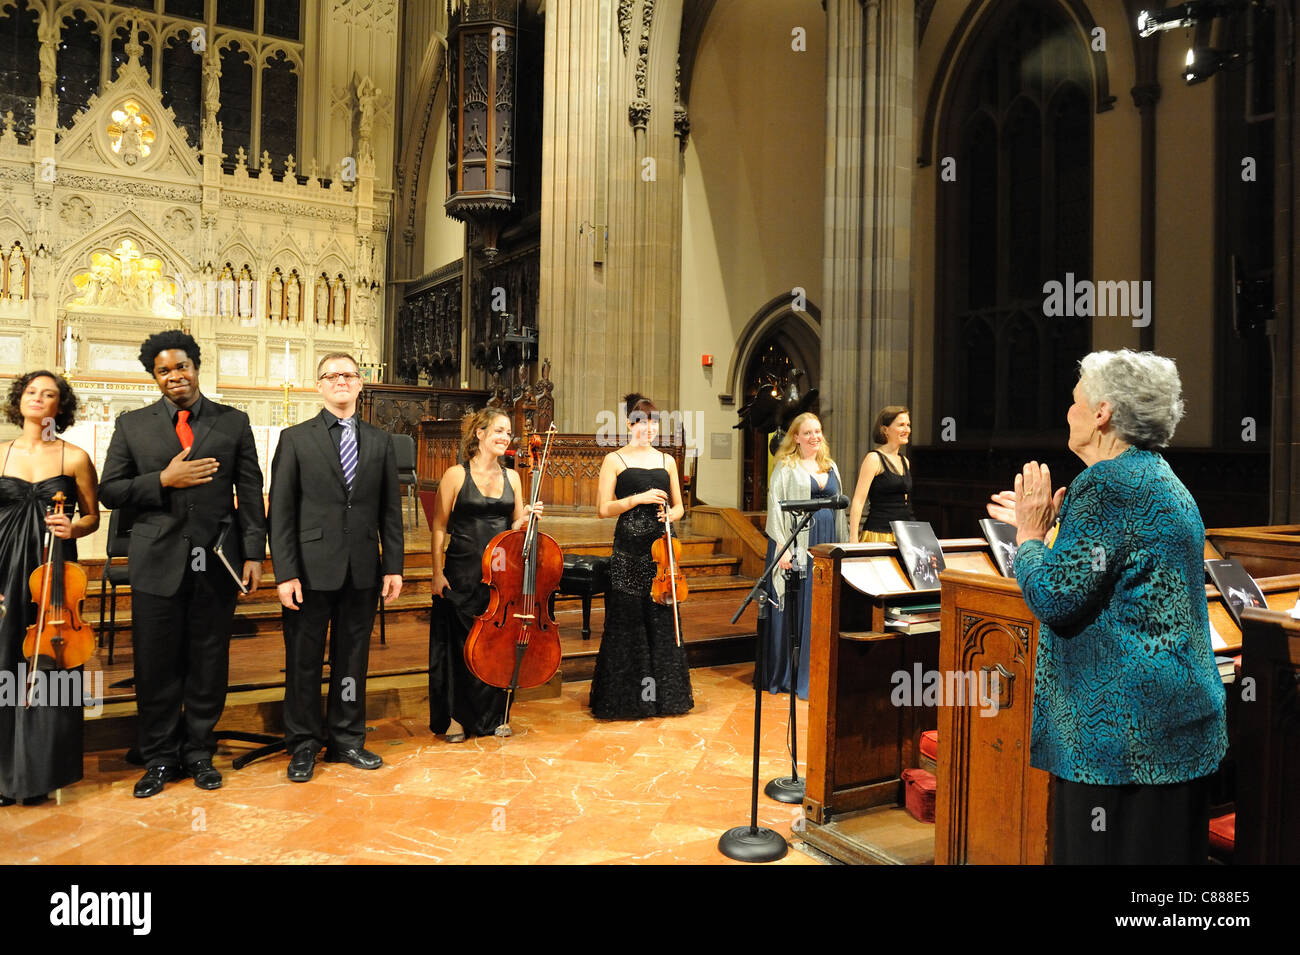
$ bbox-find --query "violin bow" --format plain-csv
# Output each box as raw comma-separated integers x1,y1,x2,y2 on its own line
663,503,684,648
26,503,57,704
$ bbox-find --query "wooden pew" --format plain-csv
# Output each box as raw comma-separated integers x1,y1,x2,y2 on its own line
935,569,1051,865
1205,525,1300,578
802,538,997,864
1233,607,1300,863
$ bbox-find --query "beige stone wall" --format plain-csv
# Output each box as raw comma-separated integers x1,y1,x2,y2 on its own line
422,81,465,274
680,0,826,507
1152,32,1217,447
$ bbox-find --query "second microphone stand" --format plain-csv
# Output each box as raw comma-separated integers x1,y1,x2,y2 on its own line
764,534,806,804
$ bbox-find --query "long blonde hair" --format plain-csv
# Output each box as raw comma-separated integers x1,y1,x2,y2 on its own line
774,412,832,472
460,407,510,462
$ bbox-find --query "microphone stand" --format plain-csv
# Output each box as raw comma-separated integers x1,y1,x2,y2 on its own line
764,531,805,804
717,507,816,863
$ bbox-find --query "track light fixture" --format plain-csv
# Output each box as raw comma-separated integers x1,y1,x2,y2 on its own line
1137,1,1246,38
1183,45,1239,84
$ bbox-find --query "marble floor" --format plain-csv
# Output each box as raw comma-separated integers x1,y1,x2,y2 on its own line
0,663,822,865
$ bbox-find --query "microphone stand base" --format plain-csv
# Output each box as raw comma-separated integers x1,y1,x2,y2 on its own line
718,825,789,863
764,775,806,804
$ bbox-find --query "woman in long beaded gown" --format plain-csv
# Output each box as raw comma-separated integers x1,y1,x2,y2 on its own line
0,371,100,805
428,409,537,740
760,413,848,699
589,394,693,719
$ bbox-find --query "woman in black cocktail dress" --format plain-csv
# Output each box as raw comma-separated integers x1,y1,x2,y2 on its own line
0,371,99,804
589,394,693,719
427,408,536,739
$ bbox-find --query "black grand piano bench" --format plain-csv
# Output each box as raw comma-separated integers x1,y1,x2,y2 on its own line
555,554,611,640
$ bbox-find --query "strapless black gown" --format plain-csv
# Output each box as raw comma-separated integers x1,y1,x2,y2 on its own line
0,475,84,799
428,469,511,737
589,465,694,719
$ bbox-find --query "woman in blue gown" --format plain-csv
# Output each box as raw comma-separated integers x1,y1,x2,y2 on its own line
760,413,847,699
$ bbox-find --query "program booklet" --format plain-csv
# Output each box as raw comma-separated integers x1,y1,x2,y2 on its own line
890,521,945,591
979,518,1020,578
1204,558,1266,628
213,520,250,595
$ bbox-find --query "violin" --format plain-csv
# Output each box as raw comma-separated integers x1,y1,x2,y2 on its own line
23,491,94,702
650,502,687,647
464,425,564,736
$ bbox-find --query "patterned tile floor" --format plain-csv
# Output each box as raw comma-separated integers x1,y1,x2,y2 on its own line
0,664,820,865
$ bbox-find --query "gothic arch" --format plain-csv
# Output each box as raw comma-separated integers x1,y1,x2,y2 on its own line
918,0,1115,167
54,212,189,309
723,292,821,406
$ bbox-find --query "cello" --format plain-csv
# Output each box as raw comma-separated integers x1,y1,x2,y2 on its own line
464,425,564,737
23,491,94,704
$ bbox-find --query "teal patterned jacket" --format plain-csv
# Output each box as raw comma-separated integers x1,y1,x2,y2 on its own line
1014,447,1228,785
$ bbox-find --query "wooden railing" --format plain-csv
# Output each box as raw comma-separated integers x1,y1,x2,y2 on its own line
689,506,768,578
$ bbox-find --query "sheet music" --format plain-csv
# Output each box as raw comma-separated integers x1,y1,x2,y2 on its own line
841,556,910,596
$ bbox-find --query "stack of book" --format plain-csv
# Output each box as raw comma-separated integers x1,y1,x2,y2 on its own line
885,602,940,634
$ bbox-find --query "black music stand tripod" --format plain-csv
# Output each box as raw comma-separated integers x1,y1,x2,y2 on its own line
764,537,805,804
717,507,816,863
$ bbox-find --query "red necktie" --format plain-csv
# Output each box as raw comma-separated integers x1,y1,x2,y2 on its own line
176,408,194,448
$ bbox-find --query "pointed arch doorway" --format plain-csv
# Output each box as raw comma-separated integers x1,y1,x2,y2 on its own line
727,294,821,511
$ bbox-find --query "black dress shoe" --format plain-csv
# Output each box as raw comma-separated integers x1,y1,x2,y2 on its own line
324,746,383,770
0,795,15,807
186,759,223,791
133,765,183,798
21,794,48,806
287,749,316,782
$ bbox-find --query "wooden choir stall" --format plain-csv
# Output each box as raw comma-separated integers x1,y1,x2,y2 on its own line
802,532,1296,865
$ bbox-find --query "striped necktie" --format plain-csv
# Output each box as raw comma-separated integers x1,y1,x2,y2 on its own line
339,417,357,490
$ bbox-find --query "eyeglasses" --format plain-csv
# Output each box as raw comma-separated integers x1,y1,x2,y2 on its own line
319,372,361,383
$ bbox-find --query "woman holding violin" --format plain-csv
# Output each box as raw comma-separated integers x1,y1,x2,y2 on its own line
589,394,693,719
0,370,99,805
428,408,539,741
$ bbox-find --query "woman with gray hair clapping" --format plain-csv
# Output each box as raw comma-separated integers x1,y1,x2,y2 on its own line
988,349,1227,865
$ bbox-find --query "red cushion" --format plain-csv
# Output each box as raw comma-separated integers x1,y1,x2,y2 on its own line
1208,813,1235,855
919,730,938,762
902,768,937,823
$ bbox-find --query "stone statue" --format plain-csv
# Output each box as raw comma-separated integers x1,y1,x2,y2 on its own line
315,273,329,322
8,248,24,301
269,270,283,321
218,267,235,317
237,268,253,317
203,52,221,115
285,272,300,321
331,275,346,325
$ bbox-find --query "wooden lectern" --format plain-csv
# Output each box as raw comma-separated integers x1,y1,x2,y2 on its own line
935,569,1052,865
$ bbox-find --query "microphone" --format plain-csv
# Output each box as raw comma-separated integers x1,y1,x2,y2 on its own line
780,494,849,514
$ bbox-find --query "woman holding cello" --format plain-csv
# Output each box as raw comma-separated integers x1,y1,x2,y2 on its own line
0,370,99,805
589,394,693,719
428,408,539,741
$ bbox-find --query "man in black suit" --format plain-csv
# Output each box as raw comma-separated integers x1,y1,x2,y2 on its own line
269,352,404,781
99,330,266,797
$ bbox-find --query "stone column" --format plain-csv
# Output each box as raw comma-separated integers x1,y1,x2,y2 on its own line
821,0,914,471
539,0,682,433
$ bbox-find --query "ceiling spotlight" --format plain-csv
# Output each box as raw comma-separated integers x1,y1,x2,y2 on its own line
1184,46,1239,84
1137,1,1245,39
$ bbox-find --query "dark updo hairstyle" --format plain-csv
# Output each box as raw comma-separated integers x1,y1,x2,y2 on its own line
6,370,78,433
871,405,910,446
460,406,510,463
623,392,658,427
139,329,201,372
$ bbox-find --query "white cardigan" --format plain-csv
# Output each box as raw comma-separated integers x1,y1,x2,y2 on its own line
765,458,850,603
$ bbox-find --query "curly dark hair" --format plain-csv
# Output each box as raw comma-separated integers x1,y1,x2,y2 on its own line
5,370,78,433
139,329,201,372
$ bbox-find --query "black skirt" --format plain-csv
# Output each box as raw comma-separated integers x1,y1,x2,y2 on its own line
1052,774,1212,865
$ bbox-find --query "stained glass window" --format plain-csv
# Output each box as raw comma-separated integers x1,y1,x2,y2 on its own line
218,41,253,169
260,49,298,173
0,0,40,143
161,31,202,146
57,9,102,130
